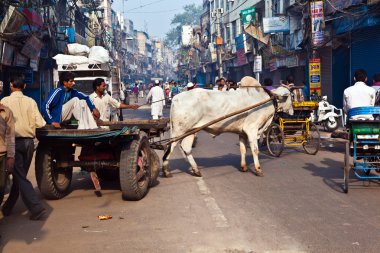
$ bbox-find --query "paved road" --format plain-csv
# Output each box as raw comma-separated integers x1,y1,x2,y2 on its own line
1,103,380,253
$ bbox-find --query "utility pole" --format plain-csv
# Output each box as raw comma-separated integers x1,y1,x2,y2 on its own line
214,9,224,79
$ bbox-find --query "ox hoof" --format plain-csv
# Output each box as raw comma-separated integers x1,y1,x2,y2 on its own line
241,166,248,172
255,170,264,177
192,170,202,177
162,171,173,178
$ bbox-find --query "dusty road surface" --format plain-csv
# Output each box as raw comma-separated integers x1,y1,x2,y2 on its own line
1,106,380,253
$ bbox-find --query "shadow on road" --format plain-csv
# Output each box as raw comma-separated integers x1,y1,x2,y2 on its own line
302,157,380,193
0,195,52,251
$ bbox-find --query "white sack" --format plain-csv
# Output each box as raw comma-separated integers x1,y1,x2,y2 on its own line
53,54,89,65
67,43,90,56
88,46,110,64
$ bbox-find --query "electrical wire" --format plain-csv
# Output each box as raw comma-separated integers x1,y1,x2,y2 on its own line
125,0,167,13
126,8,180,14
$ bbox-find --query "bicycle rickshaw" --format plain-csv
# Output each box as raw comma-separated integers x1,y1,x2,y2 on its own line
266,100,321,157
343,106,380,193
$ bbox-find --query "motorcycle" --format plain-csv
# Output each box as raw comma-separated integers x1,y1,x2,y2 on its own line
310,95,344,132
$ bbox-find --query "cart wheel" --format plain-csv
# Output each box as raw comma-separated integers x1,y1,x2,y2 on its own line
343,141,350,193
266,123,285,157
149,149,160,187
35,145,73,200
303,122,321,155
120,133,151,200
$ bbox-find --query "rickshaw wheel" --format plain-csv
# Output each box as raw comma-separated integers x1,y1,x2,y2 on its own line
266,123,285,157
303,122,321,155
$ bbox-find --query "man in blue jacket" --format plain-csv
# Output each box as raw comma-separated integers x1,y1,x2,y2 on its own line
42,72,100,129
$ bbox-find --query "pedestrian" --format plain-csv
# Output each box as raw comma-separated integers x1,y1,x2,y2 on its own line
1,76,47,220
0,101,15,207
171,82,180,97
132,83,139,103
41,72,100,129
343,69,376,120
263,78,275,91
186,82,195,91
90,78,140,123
285,75,304,102
146,80,165,120
216,78,226,91
139,83,144,98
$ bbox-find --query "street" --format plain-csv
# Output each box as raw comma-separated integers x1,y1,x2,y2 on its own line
1,105,380,253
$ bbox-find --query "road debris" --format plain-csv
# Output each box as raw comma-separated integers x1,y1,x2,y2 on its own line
98,215,112,220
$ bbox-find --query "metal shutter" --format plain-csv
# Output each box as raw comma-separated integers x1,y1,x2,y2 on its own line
351,25,380,84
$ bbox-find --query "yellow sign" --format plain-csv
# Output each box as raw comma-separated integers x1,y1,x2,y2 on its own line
309,58,321,96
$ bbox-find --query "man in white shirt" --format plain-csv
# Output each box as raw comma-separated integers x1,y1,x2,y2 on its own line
89,78,140,122
146,80,165,119
343,69,376,120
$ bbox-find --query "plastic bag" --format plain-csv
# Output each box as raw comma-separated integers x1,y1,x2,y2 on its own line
67,43,90,56
89,46,110,64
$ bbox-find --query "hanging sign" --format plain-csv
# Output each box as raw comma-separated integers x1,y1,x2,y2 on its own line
253,55,262,73
310,1,325,46
309,58,321,96
241,6,256,26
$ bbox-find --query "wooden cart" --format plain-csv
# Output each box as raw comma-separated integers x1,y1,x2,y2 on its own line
35,119,169,201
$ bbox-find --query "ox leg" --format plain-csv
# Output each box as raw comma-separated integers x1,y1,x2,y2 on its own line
162,143,176,178
247,131,264,177
180,135,201,177
239,135,248,172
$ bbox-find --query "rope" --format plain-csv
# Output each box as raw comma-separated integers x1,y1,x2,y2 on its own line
40,127,132,140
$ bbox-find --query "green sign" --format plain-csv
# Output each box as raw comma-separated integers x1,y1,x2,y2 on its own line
241,6,256,25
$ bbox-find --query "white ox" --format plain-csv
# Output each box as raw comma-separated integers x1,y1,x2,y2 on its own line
162,76,294,177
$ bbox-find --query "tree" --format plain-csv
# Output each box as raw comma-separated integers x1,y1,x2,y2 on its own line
164,4,202,48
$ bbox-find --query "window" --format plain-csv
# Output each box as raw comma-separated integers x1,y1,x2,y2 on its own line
232,20,237,39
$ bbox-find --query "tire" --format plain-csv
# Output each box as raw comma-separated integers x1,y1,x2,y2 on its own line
303,122,321,155
119,133,151,200
35,145,73,200
149,149,160,187
266,123,285,157
324,119,338,132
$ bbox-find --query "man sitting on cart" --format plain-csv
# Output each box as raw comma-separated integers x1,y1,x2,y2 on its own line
343,69,376,120
41,72,101,129
90,78,140,124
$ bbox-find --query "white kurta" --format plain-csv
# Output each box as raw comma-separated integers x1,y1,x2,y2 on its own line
147,86,165,119
343,81,376,119
89,92,121,121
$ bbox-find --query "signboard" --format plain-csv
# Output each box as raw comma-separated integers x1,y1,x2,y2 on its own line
241,6,256,26
253,55,262,72
21,35,43,60
286,55,299,68
14,52,29,67
309,58,321,96
244,23,270,44
310,1,324,46
2,42,14,66
263,16,290,34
